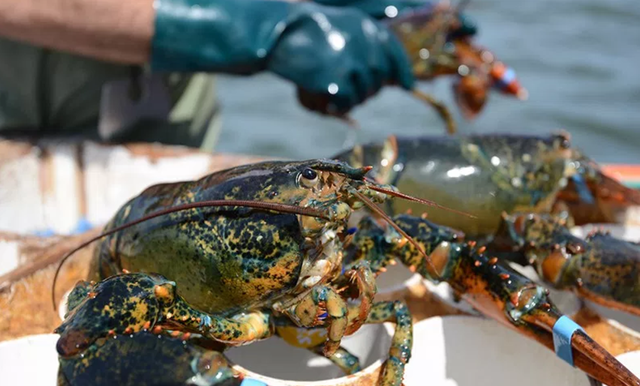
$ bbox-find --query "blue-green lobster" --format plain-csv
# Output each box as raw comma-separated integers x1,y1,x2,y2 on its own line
52,158,638,386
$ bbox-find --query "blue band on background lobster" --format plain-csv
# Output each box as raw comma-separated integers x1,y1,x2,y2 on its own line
241,379,268,386
495,67,516,89
552,315,584,366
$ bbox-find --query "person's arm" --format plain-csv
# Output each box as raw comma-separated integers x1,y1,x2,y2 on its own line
0,0,420,115
0,0,153,63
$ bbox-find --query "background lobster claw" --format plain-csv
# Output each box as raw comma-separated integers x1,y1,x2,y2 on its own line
557,156,640,225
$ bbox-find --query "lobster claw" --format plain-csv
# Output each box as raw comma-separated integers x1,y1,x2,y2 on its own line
448,245,640,386
557,153,640,225
489,61,528,100
452,73,489,120
490,212,640,317
542,227,640,317
571,231,640,315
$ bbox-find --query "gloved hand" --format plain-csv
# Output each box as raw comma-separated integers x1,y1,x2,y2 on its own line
314,1,478,38
312,0,430,19
151,0,415,116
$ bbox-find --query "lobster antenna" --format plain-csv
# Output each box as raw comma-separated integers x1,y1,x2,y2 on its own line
352,190,443,280
50,200,329,311
367,185,476,218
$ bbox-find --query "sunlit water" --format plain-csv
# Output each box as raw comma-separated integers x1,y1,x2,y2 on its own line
213,0,640,164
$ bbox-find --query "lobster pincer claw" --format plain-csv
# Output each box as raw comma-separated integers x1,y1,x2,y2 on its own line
557,150,640,225
569,231,640,316
492,213,640,317
447,244,640,386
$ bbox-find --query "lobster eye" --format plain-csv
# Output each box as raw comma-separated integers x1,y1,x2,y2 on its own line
300,168,319,188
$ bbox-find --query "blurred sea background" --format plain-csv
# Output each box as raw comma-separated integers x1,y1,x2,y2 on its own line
213,0,640,164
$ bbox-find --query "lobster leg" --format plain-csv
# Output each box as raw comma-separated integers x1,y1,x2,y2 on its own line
279,259,379,356
352,214,640,386
276,299,413,386
310,344,363,375
279,284,349,356
412,90,457,135
335,260,377,335
366,301,413,386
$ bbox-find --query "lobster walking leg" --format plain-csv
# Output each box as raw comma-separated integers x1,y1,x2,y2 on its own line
309,345,363,375
277,299,413,386
412,90,457,135
337,260,377,335
366,301,413,386
280,259,378,356
280,285,349,356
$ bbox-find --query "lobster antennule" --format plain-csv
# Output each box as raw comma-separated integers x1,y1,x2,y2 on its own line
49,200,331,311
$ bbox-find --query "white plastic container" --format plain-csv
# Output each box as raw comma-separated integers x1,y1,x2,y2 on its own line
392,316,592,386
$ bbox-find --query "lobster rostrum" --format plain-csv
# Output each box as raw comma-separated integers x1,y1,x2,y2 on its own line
386,2,527,133
333,133,640,325
52,159,637,386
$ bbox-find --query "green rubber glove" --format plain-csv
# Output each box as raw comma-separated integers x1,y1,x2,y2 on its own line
313,1,477,37
151,0,415,115
312,0,430,19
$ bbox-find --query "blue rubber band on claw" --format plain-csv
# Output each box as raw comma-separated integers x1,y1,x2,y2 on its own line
241,379,268,386
552,315,584,367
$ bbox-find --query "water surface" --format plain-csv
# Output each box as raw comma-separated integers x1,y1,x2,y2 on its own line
214,0,640,164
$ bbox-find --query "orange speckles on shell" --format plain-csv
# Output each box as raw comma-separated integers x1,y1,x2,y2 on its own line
143,321,151,330
152,326,163,334
499,273,510,280
154,284,171,300
397,237,409,249
566,242,584,254
488,257,498,265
